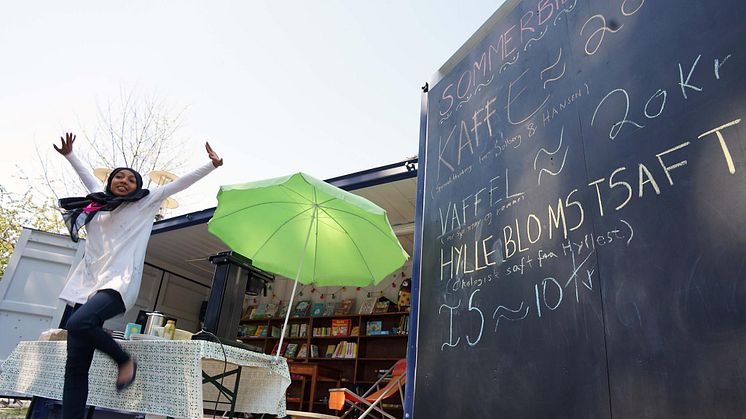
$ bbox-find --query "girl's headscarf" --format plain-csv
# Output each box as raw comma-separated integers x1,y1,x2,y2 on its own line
59,167,150,242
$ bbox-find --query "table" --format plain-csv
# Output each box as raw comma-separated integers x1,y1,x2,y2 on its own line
288,363,341,412
0,340,290,418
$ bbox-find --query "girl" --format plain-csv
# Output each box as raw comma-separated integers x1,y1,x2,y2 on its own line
54,132,223,419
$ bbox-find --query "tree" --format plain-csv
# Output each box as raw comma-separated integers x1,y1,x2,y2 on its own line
0,185,65,279
84,89,189,178
26,88,191,203
4,89,191,276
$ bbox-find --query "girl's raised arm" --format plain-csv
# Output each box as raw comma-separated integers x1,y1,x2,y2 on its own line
54,132,100,193
149,142,223,200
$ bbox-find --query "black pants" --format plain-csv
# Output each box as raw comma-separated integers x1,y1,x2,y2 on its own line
62,289,130,419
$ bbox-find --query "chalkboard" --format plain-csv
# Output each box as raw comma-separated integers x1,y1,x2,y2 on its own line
412,0,746,417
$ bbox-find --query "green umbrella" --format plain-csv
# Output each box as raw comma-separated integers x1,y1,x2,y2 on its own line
207,172,409,356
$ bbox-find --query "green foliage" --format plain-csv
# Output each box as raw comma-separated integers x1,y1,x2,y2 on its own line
0,186,65,278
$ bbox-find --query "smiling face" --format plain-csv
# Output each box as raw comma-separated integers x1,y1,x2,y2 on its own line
109,169,138,197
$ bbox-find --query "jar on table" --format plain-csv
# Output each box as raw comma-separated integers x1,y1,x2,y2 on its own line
163,320,176,340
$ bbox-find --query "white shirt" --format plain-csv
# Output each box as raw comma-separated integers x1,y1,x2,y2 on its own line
58,152,216,311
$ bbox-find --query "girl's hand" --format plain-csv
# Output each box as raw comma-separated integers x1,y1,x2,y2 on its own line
206,142,223,167
54,132,76,155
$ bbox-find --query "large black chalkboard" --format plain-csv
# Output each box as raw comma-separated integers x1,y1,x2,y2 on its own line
412,0,746,417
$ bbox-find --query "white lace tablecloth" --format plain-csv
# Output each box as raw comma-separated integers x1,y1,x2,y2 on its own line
0,340,290,418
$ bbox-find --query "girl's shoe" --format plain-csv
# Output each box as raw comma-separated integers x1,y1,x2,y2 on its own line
116,361,137,391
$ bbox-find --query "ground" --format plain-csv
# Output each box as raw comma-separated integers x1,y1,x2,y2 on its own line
0,398,29,419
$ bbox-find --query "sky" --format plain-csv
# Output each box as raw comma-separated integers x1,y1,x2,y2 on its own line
0,0,506,215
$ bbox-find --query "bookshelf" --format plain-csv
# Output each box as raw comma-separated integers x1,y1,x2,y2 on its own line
238,311,409,415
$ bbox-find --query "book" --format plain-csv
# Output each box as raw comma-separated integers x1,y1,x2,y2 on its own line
334,299,354,316
270,326,281,338
324,344,337,358
339,342,357,358
310,344,319,358
332,342,344,358
313,327,331,337
242,305,257,321
292,300,311,317
265,303,278,318
299,323,308,337
285,343,299,358
245,324,258,336
271,341,288,357
290,323,300,337
297,343,309,358
277,302,289,318
332,319,351,337
350,326,360,337
373,298,392,314
396,315,410,334
332,341,356,358
255,325,266,337
310,302,325,316
366,320,382,335
323,302,336,316
253,303,268,319
358,297,376,315
241,295,252,318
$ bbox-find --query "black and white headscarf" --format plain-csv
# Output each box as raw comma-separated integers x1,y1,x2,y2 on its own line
59,167,150,242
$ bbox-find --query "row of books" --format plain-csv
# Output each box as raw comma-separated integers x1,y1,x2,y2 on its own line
285,323,309,338
238,324,280,338
271,341,357,359
313,324,361,337
272,342,320,358
364,315,410,336
326,341,358,358
240,317,409,338
239,323,311,338
397,315,410,335
243,296,398,320
243,302,285,320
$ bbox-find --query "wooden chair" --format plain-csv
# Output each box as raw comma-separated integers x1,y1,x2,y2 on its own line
328,359,406,419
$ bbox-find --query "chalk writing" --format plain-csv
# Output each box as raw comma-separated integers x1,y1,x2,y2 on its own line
437,0,579,121
697,119,741,174
439,299,461,350
580,0,645,56
507,68,552,125
541,48,566,89
466,289,485,346
493,301,529,331
542,83,590,127
591,88,645,140
438,218,635,350
534,125,569,185
438,168,521,231
581,14,623,56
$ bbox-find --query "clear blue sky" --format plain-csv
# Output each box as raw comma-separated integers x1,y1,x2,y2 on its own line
0,0,505,214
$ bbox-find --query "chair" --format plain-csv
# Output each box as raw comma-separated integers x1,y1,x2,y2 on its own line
328,359,406,419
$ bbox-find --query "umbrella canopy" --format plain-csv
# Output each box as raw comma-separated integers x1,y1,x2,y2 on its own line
208,172,409,359
208,172,409,286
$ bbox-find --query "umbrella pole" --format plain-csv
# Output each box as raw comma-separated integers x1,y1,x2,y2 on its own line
275,207,317,360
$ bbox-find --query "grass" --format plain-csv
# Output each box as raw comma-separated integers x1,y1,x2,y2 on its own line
0,407,27,419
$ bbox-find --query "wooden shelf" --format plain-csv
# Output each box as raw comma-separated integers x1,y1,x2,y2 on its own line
237,311,409,389
362,311,410,317
358,334,408,339
311,335,358,340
